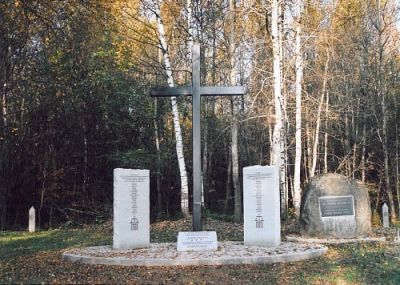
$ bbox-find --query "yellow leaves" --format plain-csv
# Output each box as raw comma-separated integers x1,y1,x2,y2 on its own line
108,0,158,70
303,2,324,31
333,0,364,31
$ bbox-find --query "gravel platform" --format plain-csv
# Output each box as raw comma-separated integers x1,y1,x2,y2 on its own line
62,241,327,267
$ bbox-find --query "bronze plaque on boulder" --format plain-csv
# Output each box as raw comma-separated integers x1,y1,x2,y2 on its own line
300,173,372,238
319,196,354,217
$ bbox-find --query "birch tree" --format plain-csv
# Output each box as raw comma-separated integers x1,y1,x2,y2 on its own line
310,50,330,178
153,0,189,216
293,0,303,217
271,0,285,215
229,0,242,223
376,0,395,221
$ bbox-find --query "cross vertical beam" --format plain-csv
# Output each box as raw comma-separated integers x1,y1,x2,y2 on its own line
192,45,201,231
150,43,245,231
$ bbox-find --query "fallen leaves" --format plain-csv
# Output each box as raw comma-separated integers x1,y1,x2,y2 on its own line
1,219,400,284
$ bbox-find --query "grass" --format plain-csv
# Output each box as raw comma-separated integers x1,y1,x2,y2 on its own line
0,228,111,260
0,219,400,284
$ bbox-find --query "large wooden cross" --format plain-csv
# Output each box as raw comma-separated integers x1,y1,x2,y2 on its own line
150,44,245,231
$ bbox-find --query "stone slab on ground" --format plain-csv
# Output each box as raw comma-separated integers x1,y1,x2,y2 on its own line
177,231,218,252
286,235,385,244
62,242,327,267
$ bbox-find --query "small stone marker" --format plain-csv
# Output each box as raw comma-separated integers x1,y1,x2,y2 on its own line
382,203,389,228
395,229,400,243
300,173,372,238
177,231,218,252
243,165,281,247
28,206,36,233
113,168,150,250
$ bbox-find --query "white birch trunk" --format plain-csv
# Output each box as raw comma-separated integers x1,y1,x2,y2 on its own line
361,112,367,182
2,81,7,128
155,1,189,216
279,0,288,218
229,0,242,223
310,53,329,178
376,1,395,221
186,0,193,57
271,0,284,207
293,0,303,217
306,114,312,180
323,92,329,174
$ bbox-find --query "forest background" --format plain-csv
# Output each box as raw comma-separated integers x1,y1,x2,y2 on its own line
0,0,399,230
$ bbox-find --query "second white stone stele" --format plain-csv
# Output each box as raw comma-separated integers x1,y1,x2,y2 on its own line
243,165,281,247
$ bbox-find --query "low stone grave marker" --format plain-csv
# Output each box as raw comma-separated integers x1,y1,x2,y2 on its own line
177,231,218,252
113,168,150,249
395,229,400,243
300,173,372,238
243,165,280,247
29,206,36,233
382,203,389,228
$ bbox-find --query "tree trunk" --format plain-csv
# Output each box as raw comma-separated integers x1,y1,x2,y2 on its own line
2,81,7,130
269,115,273,164
224,149,232,214
82,120,88,193
310,53,329,178
0,69,7,229
323,91,329,174
271,0,285,219
375,0,395,221
396,114,400,217
361,112,367,183
305,111,312,182
351,104,359,179
293,0,303,217
231,101,242,222
206,3,217,209
344,112,351,176
186,0,193,58
228,0,242,223
154,0,189,217
153,98,163,215
1,52,8,130
382,89,394,221
202,104,209,208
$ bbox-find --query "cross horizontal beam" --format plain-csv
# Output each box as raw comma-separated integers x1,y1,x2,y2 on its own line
201,86,244,96
150,86,244,97
150,86,192,97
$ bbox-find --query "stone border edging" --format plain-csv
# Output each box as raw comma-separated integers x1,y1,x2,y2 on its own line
62,241,327,267
286,235,386,244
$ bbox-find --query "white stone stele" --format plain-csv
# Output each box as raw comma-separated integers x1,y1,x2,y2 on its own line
28,206,36,233
177,231,218,252
113,168,150,250
243,165,280,247
319,195,356,235
382,203,389,228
